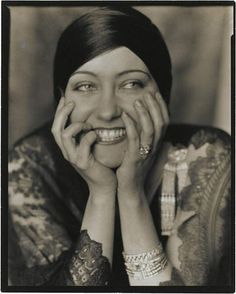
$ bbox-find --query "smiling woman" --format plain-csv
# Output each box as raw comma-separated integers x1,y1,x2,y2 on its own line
8,5,232,288
64,47,159,168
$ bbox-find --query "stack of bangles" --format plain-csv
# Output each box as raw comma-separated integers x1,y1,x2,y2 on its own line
122,243,168,280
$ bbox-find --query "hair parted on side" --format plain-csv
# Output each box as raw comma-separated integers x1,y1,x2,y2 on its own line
53,6,172,105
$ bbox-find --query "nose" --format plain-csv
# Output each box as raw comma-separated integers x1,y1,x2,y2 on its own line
95,88,121,121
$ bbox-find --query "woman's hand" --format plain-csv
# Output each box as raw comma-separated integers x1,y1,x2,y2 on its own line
116,92,169,199
51,97,117,195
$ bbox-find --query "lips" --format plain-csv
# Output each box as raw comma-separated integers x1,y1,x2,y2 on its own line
95,128,126,144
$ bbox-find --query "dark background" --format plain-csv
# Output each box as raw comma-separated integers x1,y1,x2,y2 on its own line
8,5,233,147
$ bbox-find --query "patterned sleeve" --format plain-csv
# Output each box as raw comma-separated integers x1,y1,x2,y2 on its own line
8,136,111,286
186,128,231,285
8,139,74,285
162,128,231,286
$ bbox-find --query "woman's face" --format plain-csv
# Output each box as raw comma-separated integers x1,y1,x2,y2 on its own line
64,46,159,168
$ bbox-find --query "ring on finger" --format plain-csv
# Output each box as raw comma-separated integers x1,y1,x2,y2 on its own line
139,144,152,158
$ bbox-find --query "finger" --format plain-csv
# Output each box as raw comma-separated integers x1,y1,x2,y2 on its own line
121,111,139,156
51,101,75,158
62,122,92,160
55,96,65,114
134,99,154,147
51,97,65,135
144,93,166,150
154,93,169,140
51,101,74,141
155,92,170,125
52,101,74,134
57,101,75,131
75,131,97,169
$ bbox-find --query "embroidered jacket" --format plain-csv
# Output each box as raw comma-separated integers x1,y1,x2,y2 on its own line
8,123,231,286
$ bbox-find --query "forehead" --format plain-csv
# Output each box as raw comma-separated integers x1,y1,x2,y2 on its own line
76,46,150,74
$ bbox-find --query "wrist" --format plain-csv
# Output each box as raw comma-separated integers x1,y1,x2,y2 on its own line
89,186,116,205
88,179,117,194
117,186,147,206
118,181,145,196
117,172,144,194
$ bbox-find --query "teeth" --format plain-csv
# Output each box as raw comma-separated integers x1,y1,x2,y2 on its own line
110,130,115,137
103,130,108,137
95,129,126,142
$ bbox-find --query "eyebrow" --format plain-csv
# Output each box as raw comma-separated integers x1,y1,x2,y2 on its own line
71,70,151,79
71,71,97,78
117,70,151,78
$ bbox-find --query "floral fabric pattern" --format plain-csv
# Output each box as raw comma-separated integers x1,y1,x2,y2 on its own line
9,141,72,268
8,125,231,286
174,129,231,285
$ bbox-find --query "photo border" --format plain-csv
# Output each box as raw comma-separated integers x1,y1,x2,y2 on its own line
2,1,235,292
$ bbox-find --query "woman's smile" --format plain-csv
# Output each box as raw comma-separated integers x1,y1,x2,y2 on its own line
95,128,126,144
65,47,158,167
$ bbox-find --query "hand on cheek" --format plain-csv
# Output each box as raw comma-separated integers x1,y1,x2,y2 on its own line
51,97,117,193
121,91,168,161
144,92,169,150
117,92,169,194
134,99,154,152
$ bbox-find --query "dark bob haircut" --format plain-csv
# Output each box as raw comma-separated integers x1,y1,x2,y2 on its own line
53,6,172,105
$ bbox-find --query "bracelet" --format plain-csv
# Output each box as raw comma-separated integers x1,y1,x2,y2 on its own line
122,244,168,280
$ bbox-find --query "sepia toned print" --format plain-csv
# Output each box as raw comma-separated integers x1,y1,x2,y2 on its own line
6,3,232,289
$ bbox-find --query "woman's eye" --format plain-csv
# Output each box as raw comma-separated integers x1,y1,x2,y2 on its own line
121,81,144,90
74,83,96,92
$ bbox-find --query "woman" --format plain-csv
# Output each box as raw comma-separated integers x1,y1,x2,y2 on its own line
8,6,231,287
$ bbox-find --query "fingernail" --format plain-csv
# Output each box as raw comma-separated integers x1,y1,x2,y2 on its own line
135,100,142,107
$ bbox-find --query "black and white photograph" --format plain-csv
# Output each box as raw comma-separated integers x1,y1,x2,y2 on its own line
3,1,234,291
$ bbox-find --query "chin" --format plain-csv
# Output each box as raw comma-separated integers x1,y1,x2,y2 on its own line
93,140,127,168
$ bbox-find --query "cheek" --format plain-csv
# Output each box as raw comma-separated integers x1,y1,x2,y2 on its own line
121,99,138,124
119,93,144,129
69,104,93,123
64,88,96,123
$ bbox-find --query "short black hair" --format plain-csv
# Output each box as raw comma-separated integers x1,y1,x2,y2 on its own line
53,6,172,104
